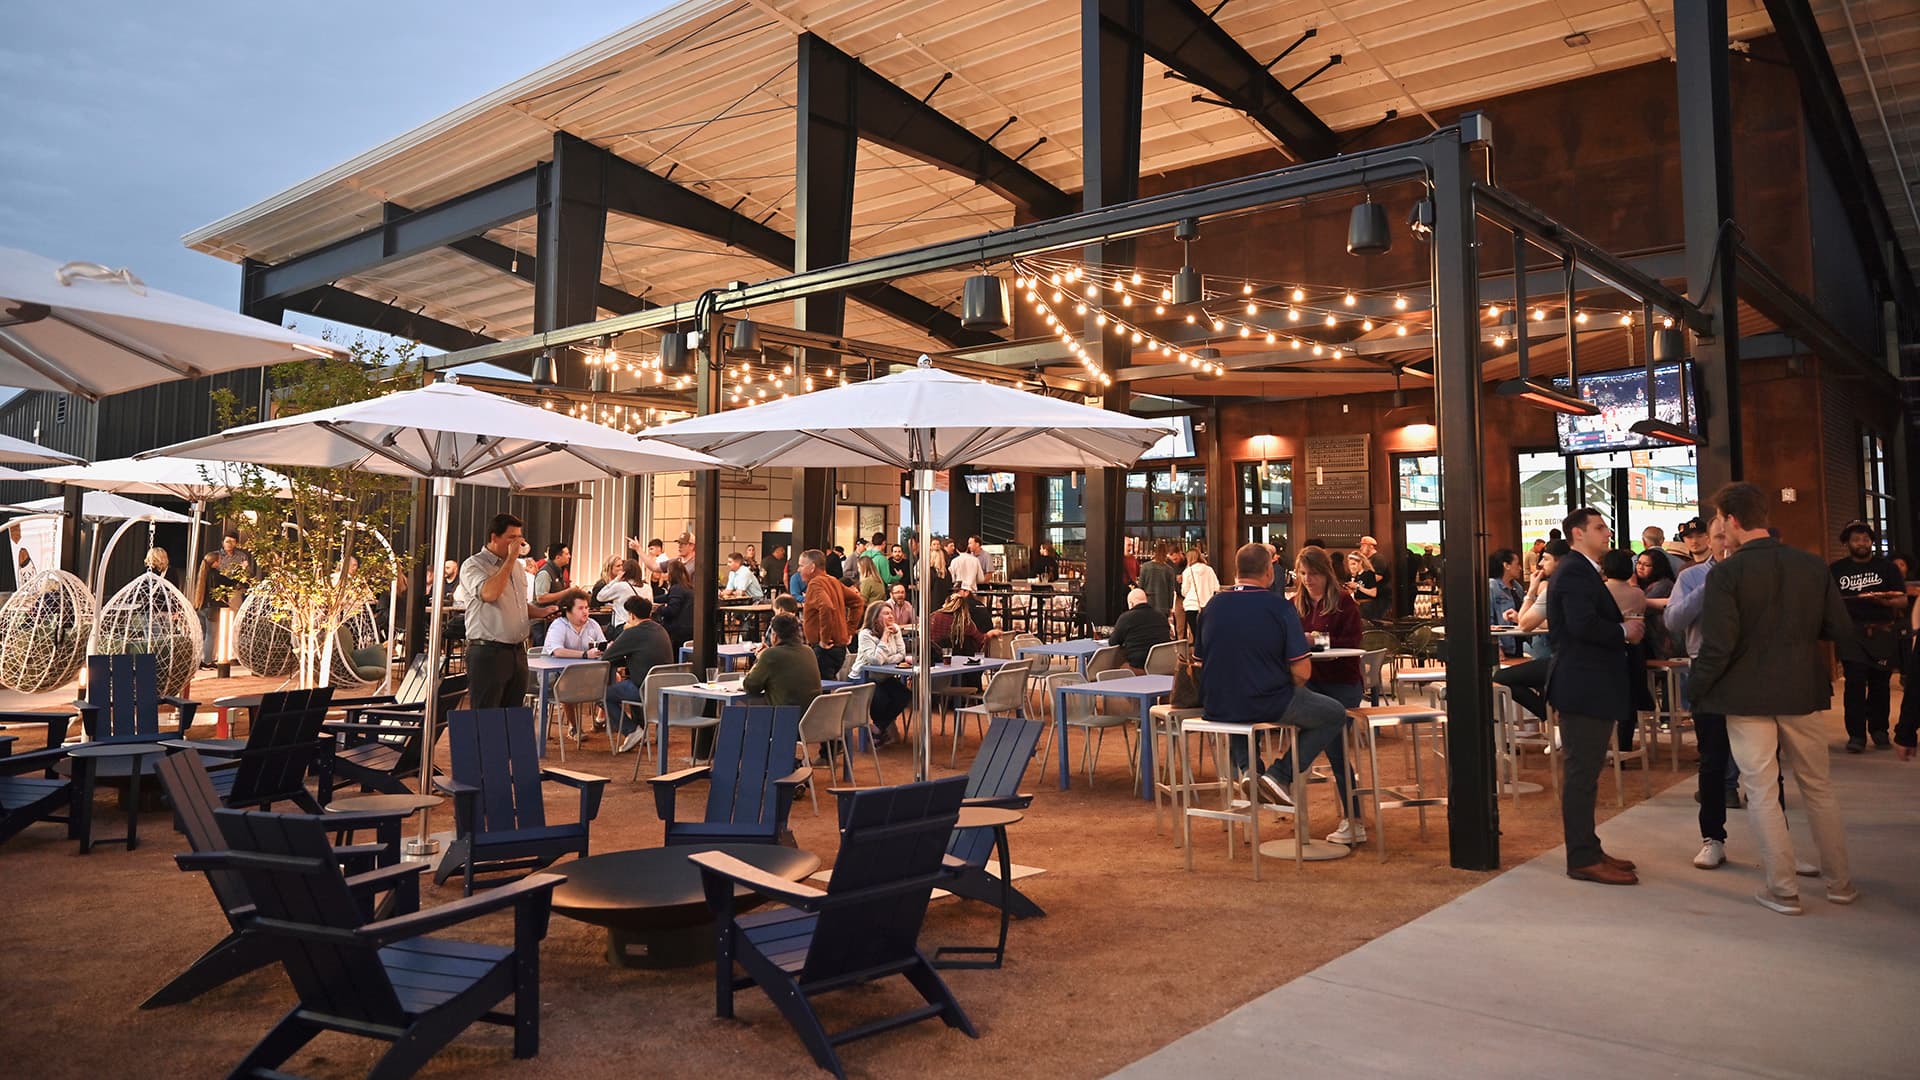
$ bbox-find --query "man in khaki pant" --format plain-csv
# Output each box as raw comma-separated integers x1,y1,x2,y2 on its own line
1688,483,1857,915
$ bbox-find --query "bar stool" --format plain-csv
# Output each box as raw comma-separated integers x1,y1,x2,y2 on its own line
1348,705,1448,862
1176,717,1305,880
1489,684,1544,800
1542,706,1653,806
1148,702,1208,835
1645,658,1692,770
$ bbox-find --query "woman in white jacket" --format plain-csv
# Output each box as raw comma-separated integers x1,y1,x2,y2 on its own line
852,602,911,745
1178,545,1220,644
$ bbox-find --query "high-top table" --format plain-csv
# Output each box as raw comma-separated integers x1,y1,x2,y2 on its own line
1053,674,1174,800
552,843,821,968
1016,637,1108,675
677,642,759,670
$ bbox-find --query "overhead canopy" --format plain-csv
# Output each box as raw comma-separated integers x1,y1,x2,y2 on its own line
10,492,191,523
640,362,1174,470
31,456,296,500
138,379,723,488
0,246,346,400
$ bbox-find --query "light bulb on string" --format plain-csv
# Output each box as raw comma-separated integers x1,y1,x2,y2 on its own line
1344,292,1357,306
1362,319,1375,331
1291,287,1305,302
1532,308,1546,322
1575,311,1589,325
1287,307,1300,322
1394,295,1409,310
1396,324,1409,337
1324,313,1337,327
1487,304,1501,318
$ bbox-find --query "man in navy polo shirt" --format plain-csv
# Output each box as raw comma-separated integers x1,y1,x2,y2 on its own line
1198,542,1350,806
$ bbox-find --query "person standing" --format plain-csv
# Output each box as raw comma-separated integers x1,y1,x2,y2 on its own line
1137,540,1179,616
1033,541,1060,582
460,514,558,710
1178,544,1220,643
1690,483,1856,914
1641,525,1686,577
948,539,984,593
1661,509,1739,868
1545,507,1643,886
194,531,253,666
761,544,788,593
1358,535,1392,617
798,548,863,681
1829,521,1908,752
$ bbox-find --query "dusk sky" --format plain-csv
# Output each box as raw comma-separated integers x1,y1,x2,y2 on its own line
1,2,661,336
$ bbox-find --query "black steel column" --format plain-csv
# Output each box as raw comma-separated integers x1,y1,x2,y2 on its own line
1430,130,1499,871
1676,0,1742,489
535,133,609,388
239,257,286,327
793,35,860,560
691,304,725,675
1081,0,1144,628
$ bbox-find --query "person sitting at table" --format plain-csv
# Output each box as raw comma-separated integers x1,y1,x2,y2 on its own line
543,590,606,659
723,551,764,599
595,558,651,611
743,613,823,708
1109,587,1172,671
592,555,623,594
1494,539,1565,723
1273,546,1367,845
852,602,912,746
884,582,916,628
1033,541,1060,582
929,591,998,659
856,554,887,610
653,560,696,650
743,543,761,574
604,596,676,753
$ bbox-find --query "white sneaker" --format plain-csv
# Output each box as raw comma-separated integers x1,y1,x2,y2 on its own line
1326,819,1368,845
1693,839,1725,869
1754,889,1803,916
1827,885,1860,905
618,728,646,754
1794,859,1820,877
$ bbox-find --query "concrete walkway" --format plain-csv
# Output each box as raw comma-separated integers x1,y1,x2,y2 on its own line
1113,730,1920,1079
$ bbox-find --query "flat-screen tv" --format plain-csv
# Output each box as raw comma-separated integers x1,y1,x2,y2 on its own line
1554,361,1697,455
1139,414,1197,461
964,471,1017,494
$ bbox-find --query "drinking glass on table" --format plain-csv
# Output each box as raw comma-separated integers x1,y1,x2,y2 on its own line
706,667,720,683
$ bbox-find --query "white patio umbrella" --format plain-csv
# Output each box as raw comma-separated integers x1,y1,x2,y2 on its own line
30,457,298,592
0,246,346,399
6,492,192,598
0,431,83,465
140,378,723,854
641,358,1175,780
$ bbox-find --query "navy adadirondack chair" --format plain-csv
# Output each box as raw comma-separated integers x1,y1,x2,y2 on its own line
331,654,429,713
200,688,336,812
690,777,976,1079
145,750,419,1009
948,714,1046,919
0,736,75,847
434,707,608,896
76,653,200,742
324,673,467,797
651,704,808,847
178,808,562,1076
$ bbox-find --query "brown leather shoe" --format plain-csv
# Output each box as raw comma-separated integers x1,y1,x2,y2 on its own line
1601,853,1636,872
1568,862,1639,885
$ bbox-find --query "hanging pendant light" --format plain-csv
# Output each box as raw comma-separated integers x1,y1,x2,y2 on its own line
1407,197,1435,241
962,273,1010,330
731,318,761,354
659,332,690,375
1173,218,1202,305
531,348,557,386
1347,196,1392,256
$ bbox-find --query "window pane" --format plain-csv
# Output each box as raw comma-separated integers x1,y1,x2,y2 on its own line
1396,455,1442,512
1625,448,1696,548
1239,461,1293,515
1517,451,1567,543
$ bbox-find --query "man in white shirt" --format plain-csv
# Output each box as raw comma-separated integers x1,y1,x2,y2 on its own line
461,515,558,710
967,535,995,579
950,542,985,592
723,552,764,598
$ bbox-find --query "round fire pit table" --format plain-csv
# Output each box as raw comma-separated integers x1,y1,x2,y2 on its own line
553,843,821,968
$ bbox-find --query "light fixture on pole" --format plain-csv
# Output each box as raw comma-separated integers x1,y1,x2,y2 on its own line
1630,314,1699,445
730,318,760,354
1407,196,1435,241
1173,218,1202,305
588,335,613,393
1347,195,1392,256
659,332,690,375
961,273,1010,331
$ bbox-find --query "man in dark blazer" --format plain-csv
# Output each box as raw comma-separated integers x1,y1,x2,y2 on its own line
1546,507,1645,885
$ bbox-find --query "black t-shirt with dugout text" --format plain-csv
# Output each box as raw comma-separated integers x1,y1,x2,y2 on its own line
1831,555,1904,626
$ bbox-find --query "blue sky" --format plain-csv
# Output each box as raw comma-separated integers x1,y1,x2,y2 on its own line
0,1,661,330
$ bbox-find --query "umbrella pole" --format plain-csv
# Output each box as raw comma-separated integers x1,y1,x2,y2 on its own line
913,468,934,783
184,499,204,606
407,476,455,858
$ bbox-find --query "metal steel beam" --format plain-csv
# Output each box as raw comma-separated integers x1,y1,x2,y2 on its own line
536,133,609,391
1081,0,1145,631
1437,139,1498,872
419,139,1436,371
1675,0,1742,486
251,168,543,302
1125,0,1338,159
1736,242,1893,389
799,34,1073,219
1763,0,1917,311
443,234,653,316
277,286,497,353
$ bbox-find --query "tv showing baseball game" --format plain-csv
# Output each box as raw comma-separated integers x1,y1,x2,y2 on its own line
1554,361,1697,455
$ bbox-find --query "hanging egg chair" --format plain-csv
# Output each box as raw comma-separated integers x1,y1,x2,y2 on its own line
0,569,96,693
233,585,297,678
92,570,202,697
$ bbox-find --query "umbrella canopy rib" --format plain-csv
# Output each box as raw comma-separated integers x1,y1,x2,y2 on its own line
321,421,434,477
0,330,93,397
53,310,205,381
